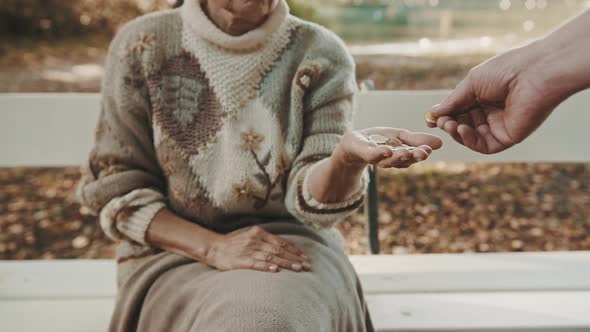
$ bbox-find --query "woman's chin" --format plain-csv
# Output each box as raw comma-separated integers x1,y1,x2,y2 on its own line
225,23,257,36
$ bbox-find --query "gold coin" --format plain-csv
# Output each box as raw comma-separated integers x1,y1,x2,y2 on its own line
425,112,437,124
385,138,403,147
368,134,389,144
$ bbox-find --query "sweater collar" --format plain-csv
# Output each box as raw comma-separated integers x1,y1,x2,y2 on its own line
181,0,289,51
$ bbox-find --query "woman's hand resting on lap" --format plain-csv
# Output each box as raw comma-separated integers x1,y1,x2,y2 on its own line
204,225,311,273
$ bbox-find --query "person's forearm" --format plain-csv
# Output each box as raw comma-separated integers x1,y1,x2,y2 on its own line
530,9,590,98
307,147,366,203
146,208,221,261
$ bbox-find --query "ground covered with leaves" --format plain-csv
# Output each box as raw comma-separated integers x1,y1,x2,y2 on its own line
1,163,588,259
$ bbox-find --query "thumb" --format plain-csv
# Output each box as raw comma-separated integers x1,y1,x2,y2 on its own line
431,76,477,118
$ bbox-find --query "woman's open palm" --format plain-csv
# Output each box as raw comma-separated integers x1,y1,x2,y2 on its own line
336,127,443,169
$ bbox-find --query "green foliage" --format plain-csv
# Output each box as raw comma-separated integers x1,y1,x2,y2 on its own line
287,0,326,26
0,0,173,39
0,0,325,39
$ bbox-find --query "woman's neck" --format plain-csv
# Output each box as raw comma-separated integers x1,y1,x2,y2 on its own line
181,0,289,51
202,1,270,37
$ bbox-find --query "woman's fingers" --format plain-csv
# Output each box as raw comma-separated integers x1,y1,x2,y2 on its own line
253,251,308,272
258,241,310,267
419,144,433,155
348,131,394,164
376,145,431,169
261,233,308,259
376,149,411,168
364,146,394,164
397,130,443,150
411,146,430,161
248,258,279,273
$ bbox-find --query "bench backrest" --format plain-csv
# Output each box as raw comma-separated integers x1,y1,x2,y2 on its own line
0,91,589,167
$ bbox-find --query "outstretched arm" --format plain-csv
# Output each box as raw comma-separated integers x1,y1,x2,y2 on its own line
426,9,590,154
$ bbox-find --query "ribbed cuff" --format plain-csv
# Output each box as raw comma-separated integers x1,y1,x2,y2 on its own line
117,201,166,245
295,162,368,229
99,188,165,245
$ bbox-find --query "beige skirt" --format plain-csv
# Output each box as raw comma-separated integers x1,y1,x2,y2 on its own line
109,220,374,332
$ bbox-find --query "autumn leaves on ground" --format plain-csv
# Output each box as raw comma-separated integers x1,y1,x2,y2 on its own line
1,163,589,259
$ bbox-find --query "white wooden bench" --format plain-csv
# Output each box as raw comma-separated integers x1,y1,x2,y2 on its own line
1,92,590,332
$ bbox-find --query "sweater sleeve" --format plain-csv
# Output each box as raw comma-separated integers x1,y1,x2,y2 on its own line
284,32,368,230
76,25,166,246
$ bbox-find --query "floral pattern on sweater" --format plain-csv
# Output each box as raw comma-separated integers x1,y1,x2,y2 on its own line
234,128,286,210
76,1,367,259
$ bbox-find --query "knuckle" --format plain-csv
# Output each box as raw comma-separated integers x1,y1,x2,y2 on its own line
247,238,260,248
249,259,260,269
380,159,395,167
264,253,274,262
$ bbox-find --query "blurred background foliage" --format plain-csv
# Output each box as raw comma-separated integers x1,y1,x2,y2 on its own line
0,0,320,39
0,0,167,39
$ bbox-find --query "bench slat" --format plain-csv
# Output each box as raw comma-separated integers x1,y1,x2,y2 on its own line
2,254,589,331
0,93,101,167
368,291,590,332
0,260,116,299
2,292,589,332
350,252,590,294
0,298,113,332
1,91,590,166
2,252,589,298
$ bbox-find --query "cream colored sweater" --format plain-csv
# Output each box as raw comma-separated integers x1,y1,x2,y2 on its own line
76,0,367,260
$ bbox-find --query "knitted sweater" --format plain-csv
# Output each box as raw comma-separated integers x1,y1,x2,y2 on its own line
76,0,367,260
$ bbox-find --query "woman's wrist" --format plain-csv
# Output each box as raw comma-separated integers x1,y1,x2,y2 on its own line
525,13,590,101
330,143,368,174
304,146,366,204
147,208,222,262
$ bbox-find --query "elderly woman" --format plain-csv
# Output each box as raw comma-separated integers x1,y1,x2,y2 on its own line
77,0,442,331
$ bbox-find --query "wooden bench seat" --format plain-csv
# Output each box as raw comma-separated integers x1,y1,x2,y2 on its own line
1,92,589,331
2,252,590,332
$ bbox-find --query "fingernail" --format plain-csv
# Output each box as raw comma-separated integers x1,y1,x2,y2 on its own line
400,157,409,162
269,265,278,271
415,157,424,162
302,262,312,270
292,263,302,271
